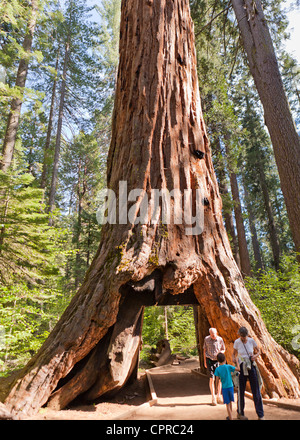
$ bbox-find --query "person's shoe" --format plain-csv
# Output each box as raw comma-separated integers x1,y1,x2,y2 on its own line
237,413,248,420
217,396,223,404
211,396,217,406
258,416,265,420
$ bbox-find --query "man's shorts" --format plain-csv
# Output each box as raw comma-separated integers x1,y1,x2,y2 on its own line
222,386,234,405
206,358,219,378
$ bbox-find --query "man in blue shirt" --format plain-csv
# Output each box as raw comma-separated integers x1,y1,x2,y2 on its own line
214,352,239,420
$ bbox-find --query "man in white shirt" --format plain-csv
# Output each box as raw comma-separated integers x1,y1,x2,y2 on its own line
233,327,264,420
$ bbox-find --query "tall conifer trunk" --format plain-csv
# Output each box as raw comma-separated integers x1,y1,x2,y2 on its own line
0,0,38,172
48,41,70,223
231,0,300,262
41,51,60,190
3,0,300,417
214,137,241,269
229,167,252,276
243,181,264,272
257,161,281,270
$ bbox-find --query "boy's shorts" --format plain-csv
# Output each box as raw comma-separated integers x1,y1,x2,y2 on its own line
206,358,219,378
222,386,234,404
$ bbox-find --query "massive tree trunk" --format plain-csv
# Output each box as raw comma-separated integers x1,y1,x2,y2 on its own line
3,0,300,417
0,0,38,172
231,0,300,262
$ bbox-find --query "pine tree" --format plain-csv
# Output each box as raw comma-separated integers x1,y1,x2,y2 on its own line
231,0,300,262
239,88,289,269
59,131,103,289
0,168,59,284
0,0,29,115
190,0,252,274
29,0,102,219
1,0,40,172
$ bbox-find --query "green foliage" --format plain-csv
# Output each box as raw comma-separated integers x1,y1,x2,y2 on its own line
142,306,166,347
167,307,198,355
140,306,198,366
0,0,117,375
0,283,72,375
59,131,103,288
0,168,62,284
246,254,300,358
95,0,121,75
0,0,45,105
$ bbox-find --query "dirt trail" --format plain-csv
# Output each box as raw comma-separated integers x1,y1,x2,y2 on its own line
27,358,300,420
126,359,300,420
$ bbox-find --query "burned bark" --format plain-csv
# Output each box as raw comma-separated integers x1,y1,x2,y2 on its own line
46,289,144,409
3,0,300,417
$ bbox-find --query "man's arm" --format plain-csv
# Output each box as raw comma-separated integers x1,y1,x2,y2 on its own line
233,348,239,366
251,344,260,361
234,363,240,372
220,337,225,353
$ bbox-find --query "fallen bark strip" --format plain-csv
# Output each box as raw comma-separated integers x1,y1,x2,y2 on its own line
244,391,300,412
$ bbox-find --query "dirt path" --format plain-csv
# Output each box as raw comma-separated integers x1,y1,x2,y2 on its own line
27,358,300,420
124,359,300,420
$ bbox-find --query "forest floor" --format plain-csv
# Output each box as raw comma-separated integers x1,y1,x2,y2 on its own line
24,358,300,420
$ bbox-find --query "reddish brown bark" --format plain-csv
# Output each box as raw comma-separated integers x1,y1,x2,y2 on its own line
3,0,300,417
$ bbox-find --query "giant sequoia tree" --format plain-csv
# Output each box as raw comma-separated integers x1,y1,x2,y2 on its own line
3,0,300,417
